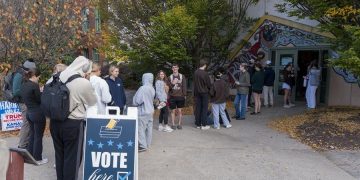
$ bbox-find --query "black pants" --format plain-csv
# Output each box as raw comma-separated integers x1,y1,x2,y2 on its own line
50,119,84,180
27,109,46,161
195,93,209,126
159,107,169,124
248,87,252,106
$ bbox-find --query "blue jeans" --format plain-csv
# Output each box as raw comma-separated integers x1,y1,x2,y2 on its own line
212,103,230,128
233,93,247,118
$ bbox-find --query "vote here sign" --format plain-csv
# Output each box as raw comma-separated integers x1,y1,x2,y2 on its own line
83,107,138,180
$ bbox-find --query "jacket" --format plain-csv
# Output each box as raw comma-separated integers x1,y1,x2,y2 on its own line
89,75,112,114
133,73,155,116
155,80,168,102
210,79,229,104
235,71,250,95
263,67,275,86
193,69,211,95
105,76,127,108
308,68,321,86
12,68,26,102
58,56,97,120
251,70,265,91
168,73,187,97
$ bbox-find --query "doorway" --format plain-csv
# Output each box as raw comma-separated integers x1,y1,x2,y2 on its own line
295,50,319,101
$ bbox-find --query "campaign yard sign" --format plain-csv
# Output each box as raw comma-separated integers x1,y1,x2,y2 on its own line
0,101,22,131
83,107,138,180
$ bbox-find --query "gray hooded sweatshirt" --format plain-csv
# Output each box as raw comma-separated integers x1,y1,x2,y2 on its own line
133,73,155,116
308,68,321,86
58,56,97,120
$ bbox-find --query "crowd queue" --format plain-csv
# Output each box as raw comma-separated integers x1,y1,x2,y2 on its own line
5,56,320,180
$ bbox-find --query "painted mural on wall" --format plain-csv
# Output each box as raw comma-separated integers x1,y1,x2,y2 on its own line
228,19,327,83
329,50,359,86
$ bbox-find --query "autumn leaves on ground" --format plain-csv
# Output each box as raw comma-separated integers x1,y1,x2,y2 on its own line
269,107,360,151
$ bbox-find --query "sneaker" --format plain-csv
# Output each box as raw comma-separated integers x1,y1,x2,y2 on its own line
289,103,296,107
196,126,201,129
232,115,239,119
171,125,177,130
138,147,147,152
225,124,232,128
53,164,56,169
214,126,220,129
158,124,164,131
36,158,48,165
283,105,291,108
177,125,182,130
163,125,173,132
201,126,210,130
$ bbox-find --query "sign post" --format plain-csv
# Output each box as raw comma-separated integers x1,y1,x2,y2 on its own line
83,107,138,180
0,101,22,131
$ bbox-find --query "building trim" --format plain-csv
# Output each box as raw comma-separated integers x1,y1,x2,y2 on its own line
229,15,335,59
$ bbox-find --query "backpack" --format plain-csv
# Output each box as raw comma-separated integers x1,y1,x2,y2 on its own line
2,72,16,101
41,73,81,121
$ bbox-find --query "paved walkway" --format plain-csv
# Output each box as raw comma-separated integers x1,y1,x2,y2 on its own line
3,103,360,180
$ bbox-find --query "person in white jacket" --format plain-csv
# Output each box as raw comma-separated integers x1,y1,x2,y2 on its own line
89,63,112,114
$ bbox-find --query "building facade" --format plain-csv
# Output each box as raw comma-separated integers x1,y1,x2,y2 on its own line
229,0,360,106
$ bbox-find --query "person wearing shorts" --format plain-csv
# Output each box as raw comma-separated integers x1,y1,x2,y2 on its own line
282,63,295,108
250,62,264,115
168,64,187,130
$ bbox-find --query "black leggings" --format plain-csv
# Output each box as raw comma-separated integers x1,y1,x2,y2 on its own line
159,107,169,124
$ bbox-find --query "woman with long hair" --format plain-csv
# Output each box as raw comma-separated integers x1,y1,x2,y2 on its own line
282,63,296,108
250,62,264,115
20,68,48,164
155,70,173,132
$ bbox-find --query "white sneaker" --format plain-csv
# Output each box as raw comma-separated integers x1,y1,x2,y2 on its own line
289,103,296,107
225,124,232,128
163,125,173,132
214,126,220,129
37,158,48,165
283,105,291,108
201,126,210,130
158,124,164,131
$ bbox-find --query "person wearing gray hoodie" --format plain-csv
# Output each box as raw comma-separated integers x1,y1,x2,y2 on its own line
305,62,321,109
133,73,155,152
49,56,97,180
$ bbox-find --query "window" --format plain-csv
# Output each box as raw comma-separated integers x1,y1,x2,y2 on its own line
81,8,89,32
93,48,100,62
95,8,101,32
83,48,89,58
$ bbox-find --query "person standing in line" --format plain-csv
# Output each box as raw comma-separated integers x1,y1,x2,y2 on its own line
305,61,321,109
155,70,173,132
234,63,251,120
49,56,96,180
263,60,275,107
105,65,127,114
247,59,255,108
251,62,265,115
282,63,296,108
194,59,212,130
168,64,187,130
20,68,47,164
133,73,156,152
14,59,37,149
210,71,232,129
89,63,112,114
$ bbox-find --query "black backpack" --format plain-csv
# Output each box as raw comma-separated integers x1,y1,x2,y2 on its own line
41,73,81,121
2,72,15,101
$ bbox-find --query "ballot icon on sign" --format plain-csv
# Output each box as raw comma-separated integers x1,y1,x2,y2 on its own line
117,171,132,180
99,126,122,138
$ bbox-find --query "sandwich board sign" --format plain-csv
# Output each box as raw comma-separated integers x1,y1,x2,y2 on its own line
0,101,23,131
83,107,138,180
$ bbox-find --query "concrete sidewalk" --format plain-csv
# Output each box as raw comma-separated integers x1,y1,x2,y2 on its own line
3,104,359,180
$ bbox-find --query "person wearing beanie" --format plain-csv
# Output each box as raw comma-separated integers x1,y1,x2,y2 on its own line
14,58,36,149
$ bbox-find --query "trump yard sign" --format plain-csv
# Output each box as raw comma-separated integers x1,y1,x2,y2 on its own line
0,101,22,131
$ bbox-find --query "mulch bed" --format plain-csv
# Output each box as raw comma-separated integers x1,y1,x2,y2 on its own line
269,107,360,151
